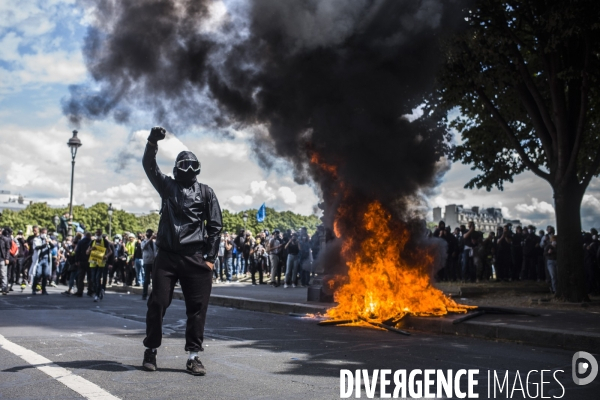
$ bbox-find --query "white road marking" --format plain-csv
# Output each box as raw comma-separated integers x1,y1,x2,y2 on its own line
0,333,121,400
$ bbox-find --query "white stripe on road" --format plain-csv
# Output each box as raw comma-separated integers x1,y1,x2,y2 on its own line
0,334,121,400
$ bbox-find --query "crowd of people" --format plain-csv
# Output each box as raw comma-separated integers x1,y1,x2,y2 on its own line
213,226,325,288
0,221,326,297
430,220,600,295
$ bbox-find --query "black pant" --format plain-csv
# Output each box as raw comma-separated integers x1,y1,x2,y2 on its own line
143,263,153,297
75,262,90,296
143,250,213,352
250,258,264,284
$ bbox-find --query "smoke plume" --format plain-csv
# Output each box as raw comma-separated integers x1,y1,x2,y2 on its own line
64,0,469,272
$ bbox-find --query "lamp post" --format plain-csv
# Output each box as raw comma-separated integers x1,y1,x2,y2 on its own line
242,211,248,233
52,215,59,235
67,130,82,236
108,203,114,238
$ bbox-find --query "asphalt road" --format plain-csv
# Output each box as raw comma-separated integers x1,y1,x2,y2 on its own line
0,287,597,400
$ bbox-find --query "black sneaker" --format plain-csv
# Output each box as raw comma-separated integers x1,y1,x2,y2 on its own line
186,356,206,376
142,349,157,371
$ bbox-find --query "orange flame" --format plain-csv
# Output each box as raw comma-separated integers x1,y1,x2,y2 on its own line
326,201,473,326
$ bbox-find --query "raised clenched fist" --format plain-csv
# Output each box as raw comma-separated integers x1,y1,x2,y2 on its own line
148,126,166,144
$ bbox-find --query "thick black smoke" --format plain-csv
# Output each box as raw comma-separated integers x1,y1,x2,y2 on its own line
64,0,468,253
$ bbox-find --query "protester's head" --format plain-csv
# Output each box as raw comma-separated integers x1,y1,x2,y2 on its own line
488,231,495,239
438,220,446,230
96,228,103,237
516,226,522,233
40,227,48,238
539,230,545,236
590,228,598,237
85,232,92,239
33,225,39,236
547,225,555,234
173,151,200,185
128,233,135,241
17,229,23,237
146,229,154,238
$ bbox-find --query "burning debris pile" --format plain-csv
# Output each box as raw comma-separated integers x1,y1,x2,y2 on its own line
65,0,474,326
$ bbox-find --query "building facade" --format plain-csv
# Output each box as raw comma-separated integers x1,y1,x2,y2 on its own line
433,204,517,233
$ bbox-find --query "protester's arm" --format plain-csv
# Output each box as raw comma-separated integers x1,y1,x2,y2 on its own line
142,127,168,196
204,186,223,263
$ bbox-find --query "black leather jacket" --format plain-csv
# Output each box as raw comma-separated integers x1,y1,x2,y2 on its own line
143,143,222,261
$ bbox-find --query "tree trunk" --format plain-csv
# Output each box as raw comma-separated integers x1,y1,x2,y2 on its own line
554,182,587,302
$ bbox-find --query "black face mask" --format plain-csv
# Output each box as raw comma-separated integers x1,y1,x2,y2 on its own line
173,150,200,185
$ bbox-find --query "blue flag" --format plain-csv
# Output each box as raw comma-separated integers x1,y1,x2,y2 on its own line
256,203,266,222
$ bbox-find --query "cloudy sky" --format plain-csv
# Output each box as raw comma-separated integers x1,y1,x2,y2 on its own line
0,0,598,230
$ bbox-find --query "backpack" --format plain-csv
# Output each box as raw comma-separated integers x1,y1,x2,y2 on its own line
10,239,18,257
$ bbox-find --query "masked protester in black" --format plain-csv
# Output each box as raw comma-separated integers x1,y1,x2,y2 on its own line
141,126,223,376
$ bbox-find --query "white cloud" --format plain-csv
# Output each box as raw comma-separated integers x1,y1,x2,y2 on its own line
278,186,297,204
515,198,555,219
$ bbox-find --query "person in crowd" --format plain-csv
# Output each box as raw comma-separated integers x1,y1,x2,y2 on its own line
101,234,115,292
242,232,254,277
284,232,300,288
62,233,81,296
233,229,246,278
495,224,512,281
0,228,12,294
298,227,312,287
477,232,495,281
267,229,283,287
536,229,546,281
58,212,70,239
111,234,126,285
521,226,539,280
223,232,234,283
511,226,524,281
56,239,68,285
540,226,555,284
87,229,112,302
48,234,59,287
462,221,482,282
141,229,157,300
214,233,225,283
125,233,137,286
2,228,18,293
15,230,27,289
544,235,558,294
31,227,55,295
251,237,267,285
134,232,144,286
74,232,93,297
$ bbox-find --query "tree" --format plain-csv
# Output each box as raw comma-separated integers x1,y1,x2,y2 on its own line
0,202,159,238
221,208,320,236
438,0,600,301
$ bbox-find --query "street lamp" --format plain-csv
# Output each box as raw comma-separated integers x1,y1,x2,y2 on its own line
67,130,82,236
242,211,248,233
108,203,114,238
52,215,59,234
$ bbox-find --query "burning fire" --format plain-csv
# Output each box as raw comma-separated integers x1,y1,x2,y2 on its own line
325,201,474,327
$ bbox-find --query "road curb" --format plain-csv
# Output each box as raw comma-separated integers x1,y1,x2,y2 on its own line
108,286,599,352
108,285,329,315
400,315,600,353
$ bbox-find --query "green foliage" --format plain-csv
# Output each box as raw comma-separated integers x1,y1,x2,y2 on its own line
438,0,600,191
222,207,320,236
1,203,317,238
0,202,159,237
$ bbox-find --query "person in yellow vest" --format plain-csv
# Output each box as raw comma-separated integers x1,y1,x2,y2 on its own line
124,233,137,285
87,229,113,302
